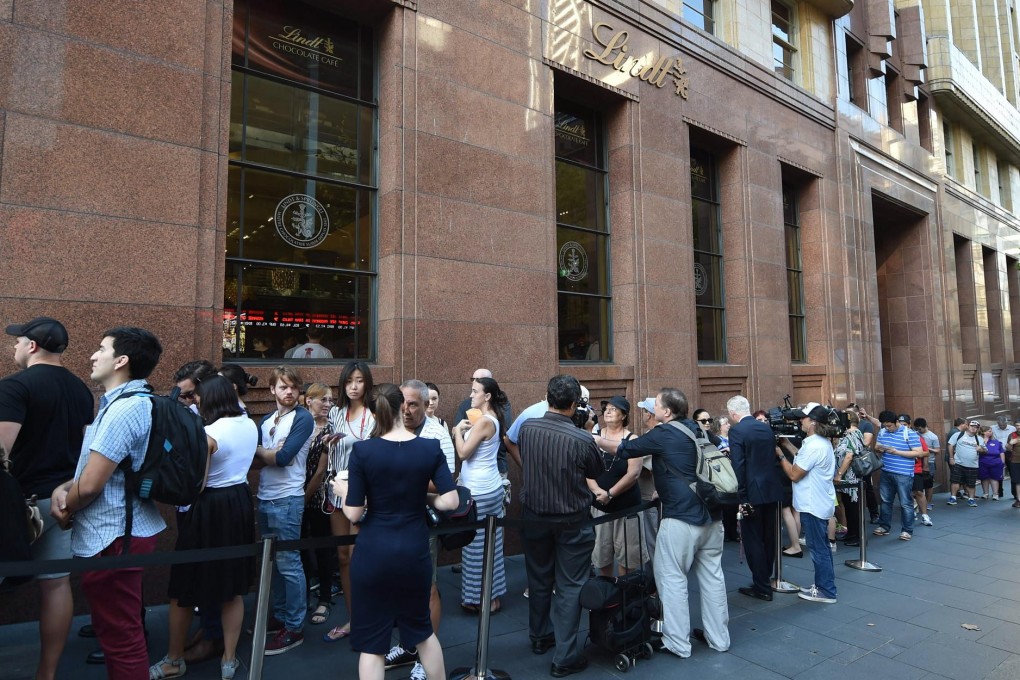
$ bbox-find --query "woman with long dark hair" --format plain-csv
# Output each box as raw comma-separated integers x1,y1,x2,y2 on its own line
332,384,459,680
450,376,508,614
149,375,256,680
218,363,256,413
323,361,375,642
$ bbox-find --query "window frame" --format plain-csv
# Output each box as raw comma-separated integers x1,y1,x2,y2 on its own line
682,0,716,35
771,0,797,81
783,184,807,363
691,146,726,363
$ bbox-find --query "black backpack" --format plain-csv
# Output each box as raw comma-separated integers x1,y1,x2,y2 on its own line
109,388,209,551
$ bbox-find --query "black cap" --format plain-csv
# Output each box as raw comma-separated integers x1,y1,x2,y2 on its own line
5,317,69,353
600,396,631,413
897,413,912,424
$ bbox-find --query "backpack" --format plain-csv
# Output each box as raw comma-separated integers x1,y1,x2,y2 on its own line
666,421,739,509
106,388,209,552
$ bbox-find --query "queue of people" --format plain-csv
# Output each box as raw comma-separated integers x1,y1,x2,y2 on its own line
4,317,1019,680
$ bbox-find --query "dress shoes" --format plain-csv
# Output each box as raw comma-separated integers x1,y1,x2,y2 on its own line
531,636,555,655
550,657,588,677
86,649,105,665
183,637,224,664
738,586,773,602
78,624,96,638
843,538,861,547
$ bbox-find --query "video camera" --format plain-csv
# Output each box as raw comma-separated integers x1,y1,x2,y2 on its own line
572,395,597,429
767,395,805,447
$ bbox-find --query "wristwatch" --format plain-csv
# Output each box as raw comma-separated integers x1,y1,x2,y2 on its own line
607,492,614,500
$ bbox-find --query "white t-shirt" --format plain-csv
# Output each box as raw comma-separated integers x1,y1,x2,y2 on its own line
205,415,258,488
289,342,333,359
991,424,1016,447
459,414,503,495
258,409,313,500
792,434,836,520
949,430,980,468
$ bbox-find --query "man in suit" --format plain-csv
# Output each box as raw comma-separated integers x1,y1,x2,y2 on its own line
727,395,785,601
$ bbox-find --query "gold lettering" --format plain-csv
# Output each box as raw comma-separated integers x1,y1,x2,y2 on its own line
638,55,673,87
582,22,691,97
583,22,631,67
278,26,324,49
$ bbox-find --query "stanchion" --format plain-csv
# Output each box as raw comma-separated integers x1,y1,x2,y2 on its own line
772,504,800,593
845,477,881,572
249,535,277,680
449,514,510,680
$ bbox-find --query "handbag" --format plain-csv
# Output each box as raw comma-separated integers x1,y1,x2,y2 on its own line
426,485,477,550
849,433,883,478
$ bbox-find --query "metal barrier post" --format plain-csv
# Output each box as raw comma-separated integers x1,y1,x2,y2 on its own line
845,478,881,572
772,505,799,593
449,514,510,680
249,535,276,680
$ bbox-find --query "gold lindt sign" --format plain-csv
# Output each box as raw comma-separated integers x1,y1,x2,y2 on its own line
583,23,689,99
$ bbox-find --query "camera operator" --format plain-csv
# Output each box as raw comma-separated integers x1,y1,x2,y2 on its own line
727,396,785,602
775,403,838,604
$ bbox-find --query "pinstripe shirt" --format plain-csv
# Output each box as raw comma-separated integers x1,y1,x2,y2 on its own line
518,412,601,515
70,380,166,557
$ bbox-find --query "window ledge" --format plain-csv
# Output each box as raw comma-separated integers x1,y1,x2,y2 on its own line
802,0,853,19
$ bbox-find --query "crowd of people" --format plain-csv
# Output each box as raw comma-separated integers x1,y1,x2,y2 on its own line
2,316,1018,680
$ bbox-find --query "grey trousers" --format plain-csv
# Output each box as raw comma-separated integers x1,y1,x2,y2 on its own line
522,508,595,666
654,518,730,658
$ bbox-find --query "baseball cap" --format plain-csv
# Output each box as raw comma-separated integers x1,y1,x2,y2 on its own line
969,420,980,426
579,384,590,403
784,401,833,422
5,317,69,353
600,396,631,414
897,414,911,424
637,398,655,414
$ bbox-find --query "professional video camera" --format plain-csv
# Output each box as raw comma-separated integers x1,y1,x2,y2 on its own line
572,395,596,429
766,395,805,446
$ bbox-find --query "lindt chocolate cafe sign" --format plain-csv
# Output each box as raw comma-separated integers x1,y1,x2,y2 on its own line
583,23,690,99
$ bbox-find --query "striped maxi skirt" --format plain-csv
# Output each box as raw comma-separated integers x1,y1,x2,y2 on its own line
461,486,507,605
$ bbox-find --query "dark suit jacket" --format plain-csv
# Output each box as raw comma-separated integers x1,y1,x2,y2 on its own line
729,415,785,505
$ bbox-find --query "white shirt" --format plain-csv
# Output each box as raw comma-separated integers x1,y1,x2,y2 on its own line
792,434,836,520
991,424,1016,447
289,342,333,359
205,415,258,488
419,416,455,473
258,409,314,500
460,414,503,495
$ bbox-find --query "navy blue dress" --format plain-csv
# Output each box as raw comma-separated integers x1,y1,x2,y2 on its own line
346,436,456,654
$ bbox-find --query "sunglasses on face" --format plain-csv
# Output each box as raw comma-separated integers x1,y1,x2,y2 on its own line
177,391,195,402
697,418,713,424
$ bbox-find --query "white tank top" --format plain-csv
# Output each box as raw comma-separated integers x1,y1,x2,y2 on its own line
460,414,503,495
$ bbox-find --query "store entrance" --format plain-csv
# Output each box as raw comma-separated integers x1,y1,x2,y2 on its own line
872,193,933,416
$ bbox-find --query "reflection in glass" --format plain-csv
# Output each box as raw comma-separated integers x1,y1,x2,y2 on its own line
556,162,606,231
784,185,806,362
696,307,724,362
682,0,716,34
558,295,609,361
556,227,608,295
554,107,598,167
222,263,372,360
692,146,724,362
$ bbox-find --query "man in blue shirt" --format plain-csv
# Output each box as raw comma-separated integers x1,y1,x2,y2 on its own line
872,410,925,540
50,327,165,679
596,388,730,659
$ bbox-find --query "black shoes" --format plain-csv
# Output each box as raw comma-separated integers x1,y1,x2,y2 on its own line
531,636,555,655
843,538,861,547
738,586,773,601
550,657,588,677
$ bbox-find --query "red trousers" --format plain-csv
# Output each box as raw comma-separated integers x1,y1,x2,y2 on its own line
80,535,158,680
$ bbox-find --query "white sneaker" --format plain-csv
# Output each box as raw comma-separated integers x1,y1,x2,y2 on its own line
921,514,933,526
798,537,807,545
409,662,427,680
829,541,837,553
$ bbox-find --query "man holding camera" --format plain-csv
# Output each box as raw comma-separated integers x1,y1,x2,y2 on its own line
596,388,730,659
727,395,785,602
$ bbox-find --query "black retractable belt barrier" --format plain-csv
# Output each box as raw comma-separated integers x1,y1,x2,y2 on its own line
841,478,881,572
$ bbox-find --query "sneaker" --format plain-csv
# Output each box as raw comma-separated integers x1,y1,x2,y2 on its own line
927,504,933,510
947,496,957,505
835,524,848,539
968,498,978,507
264,629,303,656
409,662,427,680
221,657,242,680
899,531,911,541
921,514,933,526
829,541,837,553
872,527,889,536
983,494,991,500
992,496,1000,501
797,585,837,604
384,645,419,670
799,584,816,593
798,537,807,545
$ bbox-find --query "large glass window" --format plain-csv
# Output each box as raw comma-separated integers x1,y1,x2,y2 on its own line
692,148,725,362
771,1,796,80
683,0,715,34
224,0,376,361
783,186,806,362
555,100,610,362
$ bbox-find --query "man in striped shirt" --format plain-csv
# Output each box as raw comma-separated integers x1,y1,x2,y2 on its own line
872,410,925,541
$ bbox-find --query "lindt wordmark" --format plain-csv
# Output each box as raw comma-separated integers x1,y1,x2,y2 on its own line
272,26,341,66
583,22,689,99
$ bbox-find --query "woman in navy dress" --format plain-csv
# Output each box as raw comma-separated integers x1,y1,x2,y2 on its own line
333,383,459,680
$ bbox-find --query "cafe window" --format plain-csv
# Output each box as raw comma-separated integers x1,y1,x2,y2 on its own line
692,148,725,362
555,99,610,362
783,185,806,362
771,0,796,81
683,0,716,34
224,0,376,361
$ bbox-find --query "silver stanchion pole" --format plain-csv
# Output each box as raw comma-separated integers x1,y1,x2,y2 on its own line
772,505,799,593
450,515,510,680
249,535,277,680
845,477,881,572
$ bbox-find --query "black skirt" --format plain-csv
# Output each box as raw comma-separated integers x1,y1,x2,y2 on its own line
168,483,256,608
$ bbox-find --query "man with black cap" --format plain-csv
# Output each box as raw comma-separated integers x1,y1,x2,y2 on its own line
0,317,94,680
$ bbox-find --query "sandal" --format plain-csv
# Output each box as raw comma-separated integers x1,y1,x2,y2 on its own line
149,655,187,679
310,603,331,625
460,602,480,615
323,625,351,643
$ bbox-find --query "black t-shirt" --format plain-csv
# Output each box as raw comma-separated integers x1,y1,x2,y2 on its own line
594,445,642,513
0,364,95,496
